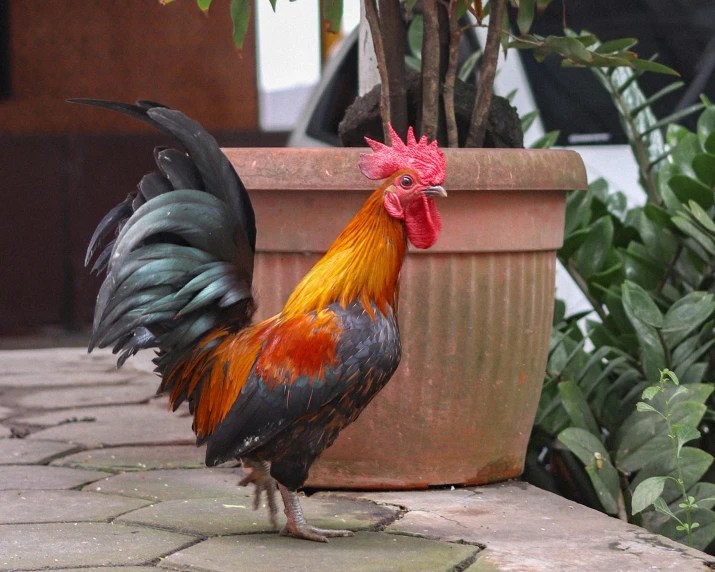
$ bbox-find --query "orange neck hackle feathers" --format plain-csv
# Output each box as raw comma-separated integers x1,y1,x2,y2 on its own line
281,183,407,319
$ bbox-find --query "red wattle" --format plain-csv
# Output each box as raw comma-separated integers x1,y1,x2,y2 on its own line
404,195,442,249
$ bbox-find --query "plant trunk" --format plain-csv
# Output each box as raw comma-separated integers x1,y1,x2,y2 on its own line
420,0,441,141
378,0,407,139
465,0,505,148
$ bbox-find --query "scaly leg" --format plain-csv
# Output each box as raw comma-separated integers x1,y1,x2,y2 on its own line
237,459,278,528
278,484,354,542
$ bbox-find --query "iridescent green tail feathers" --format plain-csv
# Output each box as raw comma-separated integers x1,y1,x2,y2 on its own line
76,100,257,369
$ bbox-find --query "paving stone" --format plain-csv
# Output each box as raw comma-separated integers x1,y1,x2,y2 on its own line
17,380,159,409
0,371,138,388
159,531,478,572
19,404,195,447
0,439,78,464
46,568,158,572
0,426,10,438
84,468,242,501
0,347,156,387
0,490,151,524
359,482,714,572
0,347,117,375
0,465,105,490
0,522,195,570
0,405,12,420
116,493,398,536
54,445,206,472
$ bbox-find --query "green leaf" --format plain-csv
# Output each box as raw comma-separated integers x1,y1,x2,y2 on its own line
558,380,600,436
668,175,714,210
642,385,661,400
407,15,423,60
622,280,663,328
458,49,482,82
632,447,714,504
572,216,614,279
636,401,661,415
616,401,707,474
682,482,715,510
321,0,343,34
656,507,715,551
558,427,621,515
692,153,715,188
642,104,706,138
653,497,678,520
230,0,252,50
631,58,679,76
675,424,701,456
517,0,535,34
405,54,421,72
684,200,715,233
197,0,213,10
563,190,592,236
697,107,715,154
530,130,560,149
666,123,690,149
663,292,715,332
632,476,669,514
545,35,593,65
630,82,684,118
520,110,539,134
672,215,715,256
536,0,553,13
595,38,637,55
643,203,672,228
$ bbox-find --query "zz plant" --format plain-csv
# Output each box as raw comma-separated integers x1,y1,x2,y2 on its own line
527,84,715,550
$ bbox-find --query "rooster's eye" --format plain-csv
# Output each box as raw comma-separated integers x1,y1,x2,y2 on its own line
400,175,414,188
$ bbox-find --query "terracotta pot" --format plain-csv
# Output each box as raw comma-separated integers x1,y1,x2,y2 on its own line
223,147,586,489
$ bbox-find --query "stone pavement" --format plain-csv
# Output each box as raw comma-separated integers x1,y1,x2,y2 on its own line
0,347,713,572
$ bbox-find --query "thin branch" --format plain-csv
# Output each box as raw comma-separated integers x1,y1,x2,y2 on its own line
443,0,460,147
421,0,441,141
378,0,408,139
465,0,505,147
565,258,609,323
363,0,392,143
656,244,683,293
601,72,660,203
657,329,672,370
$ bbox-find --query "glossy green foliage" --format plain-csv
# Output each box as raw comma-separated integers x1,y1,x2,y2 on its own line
528,102,715,552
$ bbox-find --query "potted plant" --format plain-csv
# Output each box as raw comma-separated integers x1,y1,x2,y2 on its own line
157,0,676,489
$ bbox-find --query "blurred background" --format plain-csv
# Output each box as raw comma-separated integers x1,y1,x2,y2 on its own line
1,0,713,346
0,0,358,346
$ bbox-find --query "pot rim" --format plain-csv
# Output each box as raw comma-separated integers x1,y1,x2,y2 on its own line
222,147,587,193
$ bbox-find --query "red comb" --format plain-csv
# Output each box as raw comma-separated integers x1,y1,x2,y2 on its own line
358,124,446,185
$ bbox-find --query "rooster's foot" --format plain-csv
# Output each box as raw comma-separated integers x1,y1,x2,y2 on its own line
238,458,278,529
278,484,354,543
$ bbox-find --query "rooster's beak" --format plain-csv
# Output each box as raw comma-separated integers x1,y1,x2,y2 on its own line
423,185,447,198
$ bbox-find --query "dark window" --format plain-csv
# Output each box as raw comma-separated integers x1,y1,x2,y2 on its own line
516,0,715,145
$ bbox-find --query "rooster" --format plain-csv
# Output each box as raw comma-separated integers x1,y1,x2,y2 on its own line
78,99,447,542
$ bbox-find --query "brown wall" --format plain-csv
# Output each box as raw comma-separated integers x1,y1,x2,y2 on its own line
2,0,259,135
0,1,285,336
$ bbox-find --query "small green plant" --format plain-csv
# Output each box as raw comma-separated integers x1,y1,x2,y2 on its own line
631,369,712,548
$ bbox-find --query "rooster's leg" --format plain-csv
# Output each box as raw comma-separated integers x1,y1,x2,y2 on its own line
238,458,278,528
277,484,354,542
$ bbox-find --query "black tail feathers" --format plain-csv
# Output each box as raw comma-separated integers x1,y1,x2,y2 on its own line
76,100,257,369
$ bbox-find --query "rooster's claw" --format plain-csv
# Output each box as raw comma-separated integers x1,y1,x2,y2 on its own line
238,459,279,529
